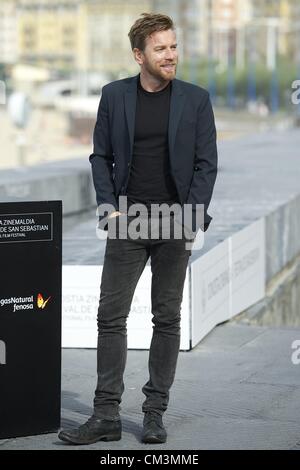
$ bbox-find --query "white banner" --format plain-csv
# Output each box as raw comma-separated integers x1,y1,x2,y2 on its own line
62,265,190,350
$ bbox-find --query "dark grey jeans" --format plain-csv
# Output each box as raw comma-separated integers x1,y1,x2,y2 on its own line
93,215,193,420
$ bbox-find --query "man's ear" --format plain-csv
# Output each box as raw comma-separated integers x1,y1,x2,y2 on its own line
133,48,143,65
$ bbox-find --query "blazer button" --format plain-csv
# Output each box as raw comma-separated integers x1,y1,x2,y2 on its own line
194,166,199,171
127,162,131,167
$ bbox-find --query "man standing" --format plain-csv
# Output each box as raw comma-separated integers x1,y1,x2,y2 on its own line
59,12,217,445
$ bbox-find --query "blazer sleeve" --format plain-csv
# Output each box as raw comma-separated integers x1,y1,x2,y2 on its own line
186,91,218,232
89,86,119,228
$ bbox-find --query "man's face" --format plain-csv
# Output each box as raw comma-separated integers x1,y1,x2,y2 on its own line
135,29,178,81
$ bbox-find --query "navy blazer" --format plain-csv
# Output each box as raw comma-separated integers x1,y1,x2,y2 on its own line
89,73,218,233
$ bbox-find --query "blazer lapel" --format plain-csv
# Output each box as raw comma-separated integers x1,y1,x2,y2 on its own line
168,78,185,158
124,74,138,161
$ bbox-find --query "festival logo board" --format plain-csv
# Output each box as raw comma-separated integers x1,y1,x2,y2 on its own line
0,201,62,439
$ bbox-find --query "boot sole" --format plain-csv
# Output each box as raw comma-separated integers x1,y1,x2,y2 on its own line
142,435,167,444
58,432,122,445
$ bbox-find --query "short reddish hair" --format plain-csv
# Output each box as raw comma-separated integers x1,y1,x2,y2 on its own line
128,12,175,51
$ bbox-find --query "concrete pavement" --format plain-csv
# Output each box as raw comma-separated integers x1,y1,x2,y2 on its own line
1,322,300,450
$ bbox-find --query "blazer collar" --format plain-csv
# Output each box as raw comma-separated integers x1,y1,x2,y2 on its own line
124,73,185,159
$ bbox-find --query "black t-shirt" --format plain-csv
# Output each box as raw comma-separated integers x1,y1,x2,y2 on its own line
125,74,179,214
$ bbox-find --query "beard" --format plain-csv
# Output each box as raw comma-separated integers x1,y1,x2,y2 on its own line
143,58,177,82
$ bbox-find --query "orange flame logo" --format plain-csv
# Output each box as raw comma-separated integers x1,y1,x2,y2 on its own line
37,293,51,309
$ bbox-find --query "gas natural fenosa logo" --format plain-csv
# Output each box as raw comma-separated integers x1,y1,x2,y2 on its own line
37,293,51,309
0,293,51,312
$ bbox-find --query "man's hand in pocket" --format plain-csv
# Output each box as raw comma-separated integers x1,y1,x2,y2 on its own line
108,211,123,219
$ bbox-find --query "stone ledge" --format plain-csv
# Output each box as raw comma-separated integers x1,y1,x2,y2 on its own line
0,157,94,216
